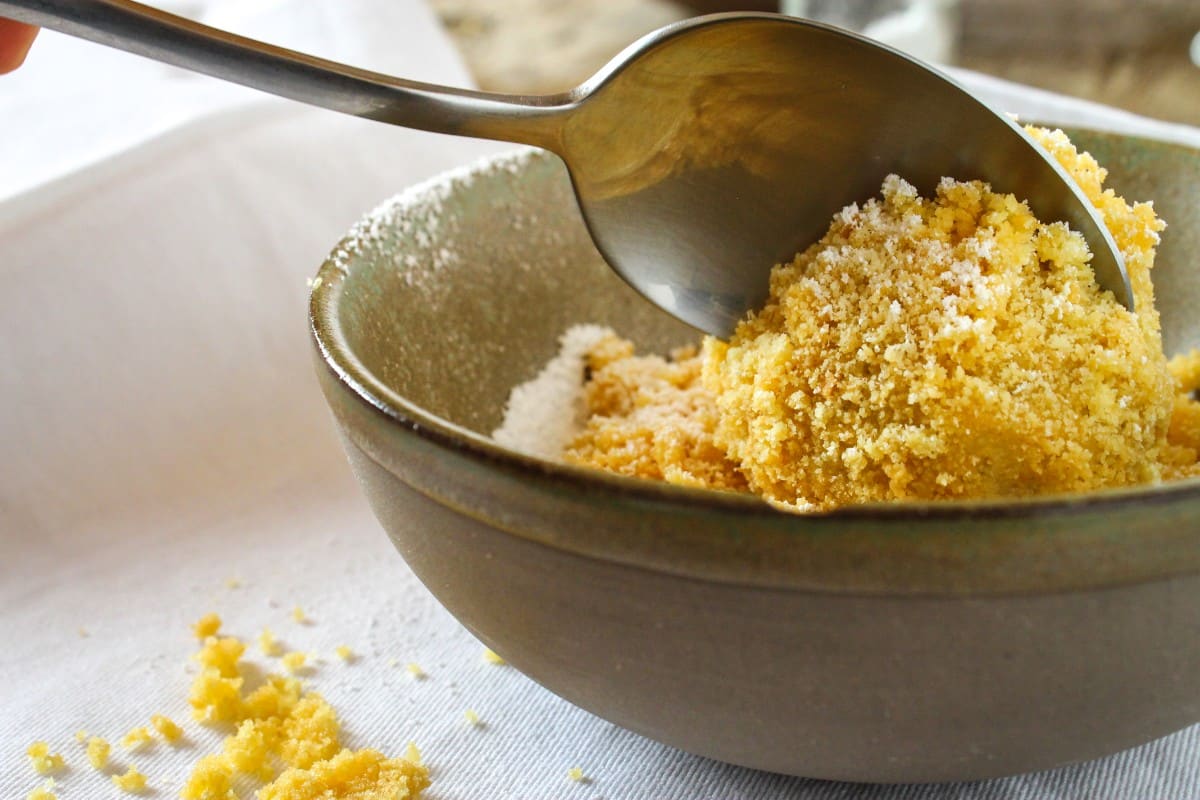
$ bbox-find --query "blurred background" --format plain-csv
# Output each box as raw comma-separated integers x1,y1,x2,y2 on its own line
429,0,1200,126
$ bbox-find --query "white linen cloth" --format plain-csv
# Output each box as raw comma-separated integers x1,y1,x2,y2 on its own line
2,3,1200,798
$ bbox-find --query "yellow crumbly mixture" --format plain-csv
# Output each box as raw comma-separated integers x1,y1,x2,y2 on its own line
193,612,223,639
86,736,110,770
26,779,56,800
185,621,428,800
567,337,747,492
120,726,153,751
112,767,148,791
23,615,433,800
150,714,184,743
26,742,64,775
258,749,427,800
281,651,308,674
567,127,1200,509
112,765,148,793
259,627,283,657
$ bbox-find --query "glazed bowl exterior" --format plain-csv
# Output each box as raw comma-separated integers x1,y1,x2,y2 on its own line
309,129,1200,783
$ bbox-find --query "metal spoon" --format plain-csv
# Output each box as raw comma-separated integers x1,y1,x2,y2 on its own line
2,1,1132,336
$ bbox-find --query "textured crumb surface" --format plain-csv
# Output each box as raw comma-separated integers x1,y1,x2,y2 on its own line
281,651,308,674
565,335,747,492
85,736,109,770
259,627,282,657
151,715,184,744
192,613,222,640
111,765,147,793
181,617,429,800
25,743,64,776
556,127,1200,509
120,726,152,751
258,748,429,800
26,779,56,800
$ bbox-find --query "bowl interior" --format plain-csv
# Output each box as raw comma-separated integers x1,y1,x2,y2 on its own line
328,150,694,440
328,131,1200,449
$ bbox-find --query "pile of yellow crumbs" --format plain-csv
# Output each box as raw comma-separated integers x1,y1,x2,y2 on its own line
566,126,1200,509
27,731,157,797
22,614,428,800
184,614,428,800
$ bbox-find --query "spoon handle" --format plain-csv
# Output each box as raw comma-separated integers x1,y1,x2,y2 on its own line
0,0,568,150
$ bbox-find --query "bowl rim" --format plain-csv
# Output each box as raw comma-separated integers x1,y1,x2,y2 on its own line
310,132,1200,592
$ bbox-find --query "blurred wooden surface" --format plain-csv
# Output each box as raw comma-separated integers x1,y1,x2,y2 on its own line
430,0,1200,127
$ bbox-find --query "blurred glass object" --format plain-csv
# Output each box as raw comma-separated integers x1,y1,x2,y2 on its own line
780,0,959,64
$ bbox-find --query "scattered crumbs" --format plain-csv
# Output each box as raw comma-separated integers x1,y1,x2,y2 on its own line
73,730,88,744
26,741,65,775
406,662,427,680
224,577,243,590
291,606,311,625
182,623,431,800
151,714,184,744
192,612,222,640
25,779,56,800
181,754,235,800
86,736,110,770
120,726,153,751
77,628,89,638
482,648,505,666
567,767,588,783
334,645,356,662
387,657,400,668
28,615,438,800
281,651,308,674
258,627,282,657
112,765,148,793
464,709,482,727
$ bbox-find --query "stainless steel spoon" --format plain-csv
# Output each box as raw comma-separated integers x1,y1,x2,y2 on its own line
2,0,1132,336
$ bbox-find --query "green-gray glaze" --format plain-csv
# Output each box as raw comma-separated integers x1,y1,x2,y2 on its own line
310,130,1200,782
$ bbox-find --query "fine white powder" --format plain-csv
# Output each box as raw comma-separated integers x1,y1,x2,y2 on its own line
491,324,613,460
328,147,540,286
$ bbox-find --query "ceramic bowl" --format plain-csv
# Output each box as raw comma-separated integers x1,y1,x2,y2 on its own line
309,129,1200,783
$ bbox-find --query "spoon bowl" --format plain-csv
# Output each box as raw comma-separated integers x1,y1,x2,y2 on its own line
2,2,1131,335
548,15,1133,333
